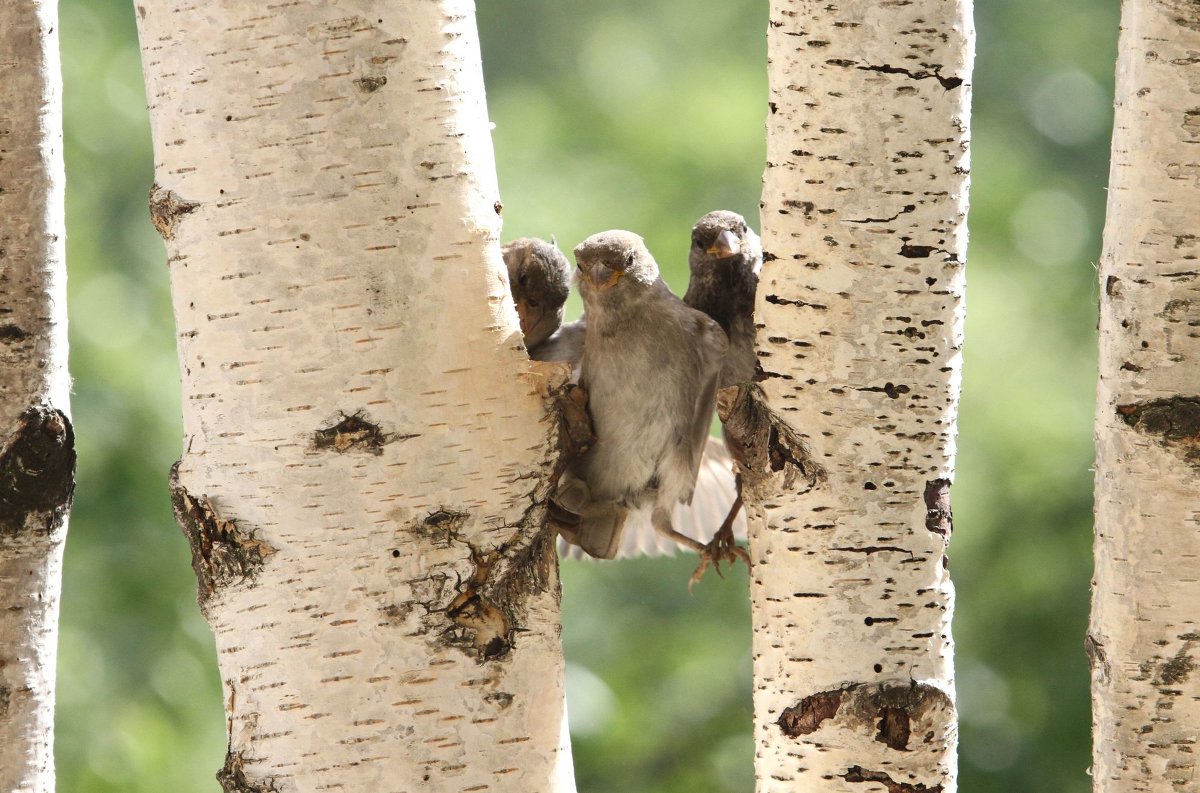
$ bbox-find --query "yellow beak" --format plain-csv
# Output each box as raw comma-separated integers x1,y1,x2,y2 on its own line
706,229,741,259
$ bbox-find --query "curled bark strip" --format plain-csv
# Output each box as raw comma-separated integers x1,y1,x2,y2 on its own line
717,382,824,495
0,406,75,537
170,463,276,609
779,681,954,753
778,688,845,737
148,183,200,240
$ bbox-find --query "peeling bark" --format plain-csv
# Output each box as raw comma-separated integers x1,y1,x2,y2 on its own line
137,2,573,790
1090,2,1200,790
754,1,970,790
0,1,70,790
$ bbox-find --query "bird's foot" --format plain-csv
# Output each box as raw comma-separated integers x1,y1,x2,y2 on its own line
688,525,750,591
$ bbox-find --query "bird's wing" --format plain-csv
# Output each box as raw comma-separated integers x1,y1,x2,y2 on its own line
557,435,745,560
684,312,730,491
530,318,586,378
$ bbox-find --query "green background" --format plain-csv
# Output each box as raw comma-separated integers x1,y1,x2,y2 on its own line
57,0,1114,790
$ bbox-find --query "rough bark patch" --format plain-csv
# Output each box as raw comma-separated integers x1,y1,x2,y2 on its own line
778,688,845,736
170,463,276,608
352,75,387,92
312,410,414,455
441,523,557,663
0,685,9,715
923,479,953,536
1155,0,1200,32
217,751,279,793
148,183,200,241
717,382,825,495
843,766,943,793
0,406,76,537
1116,396,1200,463
1158,647,1195,686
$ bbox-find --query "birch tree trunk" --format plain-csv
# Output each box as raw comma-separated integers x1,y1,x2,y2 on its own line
0,2,73,792
732,2,973,790
136,2,573,791
1089,2,1200,789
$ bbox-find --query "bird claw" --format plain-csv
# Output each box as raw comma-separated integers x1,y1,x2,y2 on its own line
688,528,750,591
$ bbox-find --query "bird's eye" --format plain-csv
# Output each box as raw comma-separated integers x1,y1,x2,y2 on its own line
526,299,539,310
625,252,635,269
739,222,748,234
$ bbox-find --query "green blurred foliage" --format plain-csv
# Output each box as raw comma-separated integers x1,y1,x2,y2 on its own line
56,0,1115,790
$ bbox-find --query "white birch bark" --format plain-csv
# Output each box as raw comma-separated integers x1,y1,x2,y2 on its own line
736,2,973,790
1089,2,1200,789
136,2,573,791
0,2,72,792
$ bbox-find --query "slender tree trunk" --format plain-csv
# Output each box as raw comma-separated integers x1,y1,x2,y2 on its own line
1089,2,1200,790
0,2,73,791
136,2,573,790
737,2,972,790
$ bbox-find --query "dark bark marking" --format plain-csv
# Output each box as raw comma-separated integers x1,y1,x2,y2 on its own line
0,407,76,537
0,324,30,342
859,382,911,399
218,751,280,793
848,204,917,224
170,463,276,609
312,410,414,455
844,766,943,793
353,75,387,93
0,685,9,715
857,62,963,90
923,479,953,536
148,183,200,241
778,689,845,737
1116,396,1200,463
765,293,828,311
899,244,937,259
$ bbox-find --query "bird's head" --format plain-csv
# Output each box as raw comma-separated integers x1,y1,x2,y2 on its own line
573,230,659,304
502,237,571,348
689,210,762,276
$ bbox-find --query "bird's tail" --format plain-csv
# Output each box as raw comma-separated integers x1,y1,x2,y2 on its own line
552,474,626,560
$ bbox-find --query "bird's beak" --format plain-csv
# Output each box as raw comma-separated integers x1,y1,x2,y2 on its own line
585,263,624,291
706,229,741,259
516,299,539,340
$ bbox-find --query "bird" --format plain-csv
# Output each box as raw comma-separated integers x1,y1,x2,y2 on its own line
553,230,733,568
683,210,762,388
501,237,574,352
502,234,747,571
682,211,762,577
